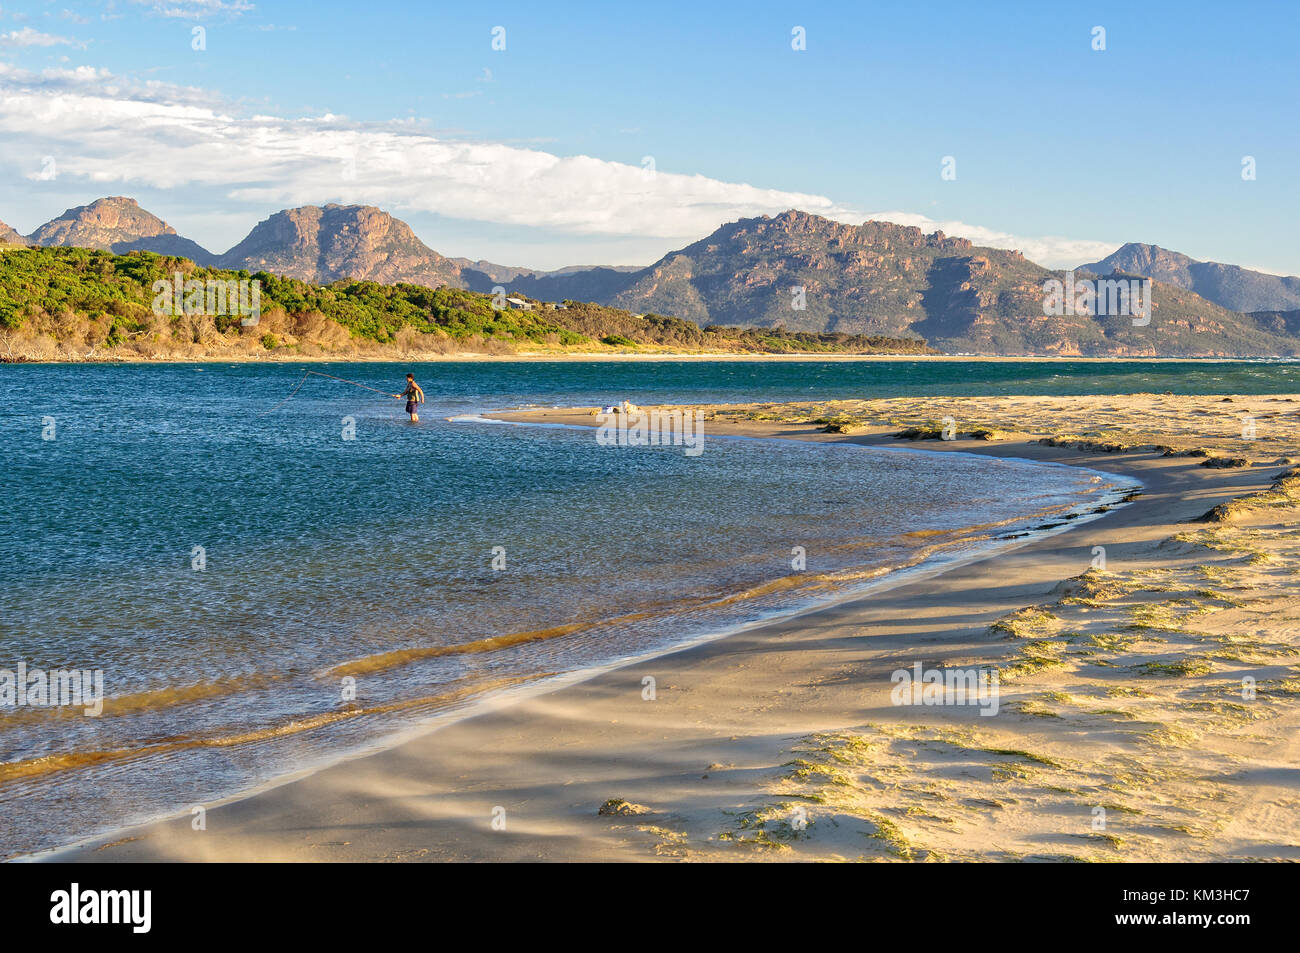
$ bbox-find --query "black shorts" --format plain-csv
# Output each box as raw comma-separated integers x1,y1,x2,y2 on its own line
405,400,416,413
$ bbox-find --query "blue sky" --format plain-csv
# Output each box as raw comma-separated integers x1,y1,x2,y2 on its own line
0,0,1296,273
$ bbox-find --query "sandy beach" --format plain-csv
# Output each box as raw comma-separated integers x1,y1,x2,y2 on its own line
47,394,1300,862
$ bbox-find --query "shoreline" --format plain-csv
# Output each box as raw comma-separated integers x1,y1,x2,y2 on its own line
20,429,1135,863
19,448,1127,864
40,396,1300,862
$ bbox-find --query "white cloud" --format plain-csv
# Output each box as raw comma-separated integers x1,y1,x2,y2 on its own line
0,27,77,48
859,210,1120,269
0,61,217,105
0,62,1122,269
132,0,254,19
0,64,859,238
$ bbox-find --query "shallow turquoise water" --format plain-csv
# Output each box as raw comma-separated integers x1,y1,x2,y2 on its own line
1,358,1273,856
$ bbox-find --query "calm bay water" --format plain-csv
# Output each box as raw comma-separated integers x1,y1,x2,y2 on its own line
1,358,1288,857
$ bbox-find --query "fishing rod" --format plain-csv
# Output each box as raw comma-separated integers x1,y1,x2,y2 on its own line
258,369,397,416
301,370,393,395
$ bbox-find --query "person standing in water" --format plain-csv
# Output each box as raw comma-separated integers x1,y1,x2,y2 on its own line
394,373,424,422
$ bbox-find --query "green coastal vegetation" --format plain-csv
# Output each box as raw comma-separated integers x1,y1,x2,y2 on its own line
0,246,935,361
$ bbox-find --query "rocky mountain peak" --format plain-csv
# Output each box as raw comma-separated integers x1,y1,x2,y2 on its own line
27,196,178,249
0,219,25,245
218,204,461,288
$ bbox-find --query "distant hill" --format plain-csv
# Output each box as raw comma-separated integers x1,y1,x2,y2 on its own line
470,264,646,305
502,210,1300,357
0,246,932,362
10,199,1300,356
17,198,643,293
0,219,24,246
452,259,640,286
211,204,655,303
1080,242,1300,313
218,204,465,288
1247,309,1300,337
26,197,216,263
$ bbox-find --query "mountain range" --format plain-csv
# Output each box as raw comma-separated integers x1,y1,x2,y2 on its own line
6,196,1299,356
1079,242,1300,313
